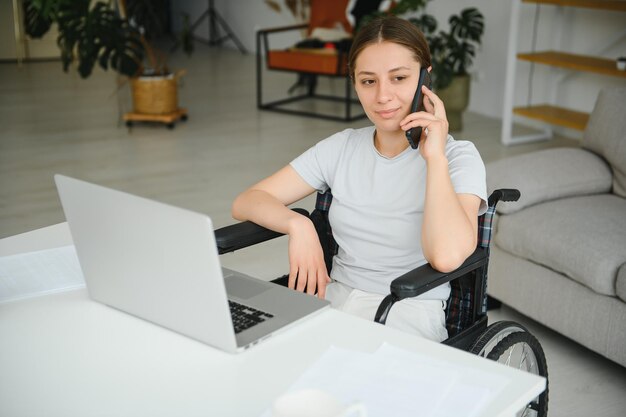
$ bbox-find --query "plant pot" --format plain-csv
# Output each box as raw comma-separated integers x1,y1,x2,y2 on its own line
436,74,470,132
130,73,179,115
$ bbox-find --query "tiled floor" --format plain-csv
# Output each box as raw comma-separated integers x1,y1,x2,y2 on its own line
1,45,624,416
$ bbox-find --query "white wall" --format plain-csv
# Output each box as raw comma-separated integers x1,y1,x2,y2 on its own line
170,0,305,52
0,1,60,60
171,0,626,123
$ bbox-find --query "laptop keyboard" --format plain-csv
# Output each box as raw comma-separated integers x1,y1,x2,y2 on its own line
228,300,274,334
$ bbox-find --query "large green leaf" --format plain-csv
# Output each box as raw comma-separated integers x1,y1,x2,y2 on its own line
23,0,54,38
126,0,169,40
23,0,144,78
390,0,429,16
449,8,484,43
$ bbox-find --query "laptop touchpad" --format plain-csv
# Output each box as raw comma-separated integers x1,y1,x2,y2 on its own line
224,273,271,300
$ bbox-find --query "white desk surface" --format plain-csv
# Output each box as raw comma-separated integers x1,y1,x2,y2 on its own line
0,224,545,417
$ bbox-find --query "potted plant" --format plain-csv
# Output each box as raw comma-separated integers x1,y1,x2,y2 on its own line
411,7,484,131
365,1,484,131
23,0,193,127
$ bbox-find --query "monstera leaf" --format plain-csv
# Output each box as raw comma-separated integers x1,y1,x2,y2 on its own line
449,8,484,43
23,0,56,37
23,0,144,78
445,8,483,77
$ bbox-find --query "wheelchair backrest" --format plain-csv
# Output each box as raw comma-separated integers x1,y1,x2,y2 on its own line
310,189,505,337
311,191,337,274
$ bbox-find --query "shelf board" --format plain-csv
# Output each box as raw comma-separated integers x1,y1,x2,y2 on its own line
522,0,626,11
517,51,626,77
513,105,589,130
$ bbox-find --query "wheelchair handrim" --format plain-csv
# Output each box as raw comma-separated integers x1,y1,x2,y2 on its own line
474,324,526,357
494,340,540,417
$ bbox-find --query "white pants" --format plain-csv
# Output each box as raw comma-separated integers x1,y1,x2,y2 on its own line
326,281,448,342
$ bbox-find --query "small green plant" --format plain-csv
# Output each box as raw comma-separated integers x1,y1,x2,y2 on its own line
362,0,484,90
412,7,484,90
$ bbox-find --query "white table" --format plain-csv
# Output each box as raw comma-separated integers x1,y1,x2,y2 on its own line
0,224,545,417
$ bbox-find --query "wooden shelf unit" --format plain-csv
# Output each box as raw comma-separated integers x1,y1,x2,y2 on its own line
501,0,626,145
517,51,626,78
513,105,590,131
522,0,626,12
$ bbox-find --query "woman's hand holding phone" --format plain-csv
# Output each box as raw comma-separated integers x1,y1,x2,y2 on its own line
405,68,431,149
400,82,449,163
415,86,449,161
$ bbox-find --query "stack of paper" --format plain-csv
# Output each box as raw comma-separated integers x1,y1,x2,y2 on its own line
264,343,509,417
0,245,85,303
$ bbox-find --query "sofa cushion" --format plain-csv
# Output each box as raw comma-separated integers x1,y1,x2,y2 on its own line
489,245,626,367
494,194,626,297
486,148,612,214
582,87,626,198
616,266,626,303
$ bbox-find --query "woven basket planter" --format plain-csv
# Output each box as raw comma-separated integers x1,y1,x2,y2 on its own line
130,72,183,115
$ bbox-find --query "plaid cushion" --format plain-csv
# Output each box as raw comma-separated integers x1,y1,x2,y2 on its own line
312,191,337,273
445,272,477,336
478,206,497,248
446,207,496,335
315,190,333,211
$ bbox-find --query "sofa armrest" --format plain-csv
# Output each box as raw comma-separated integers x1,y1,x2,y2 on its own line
486,147,612,214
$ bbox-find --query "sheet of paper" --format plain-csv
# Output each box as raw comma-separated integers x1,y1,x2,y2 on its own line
262,343,510,417
375,344,503,417
0,245,85,303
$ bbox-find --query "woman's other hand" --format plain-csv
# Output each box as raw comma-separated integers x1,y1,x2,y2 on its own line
231,165,329,297
287,215,331,299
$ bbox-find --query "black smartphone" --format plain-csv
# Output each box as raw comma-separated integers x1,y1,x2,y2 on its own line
406,68,432,149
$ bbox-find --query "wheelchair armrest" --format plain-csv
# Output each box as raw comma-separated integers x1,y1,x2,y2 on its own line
257,23,308,36
390,247,489,300
375,247,488,324
214,208,309,254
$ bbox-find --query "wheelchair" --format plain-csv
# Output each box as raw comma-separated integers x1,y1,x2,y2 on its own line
215,188,549,417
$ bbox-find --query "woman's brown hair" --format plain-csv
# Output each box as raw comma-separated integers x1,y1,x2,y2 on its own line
347,15,431,82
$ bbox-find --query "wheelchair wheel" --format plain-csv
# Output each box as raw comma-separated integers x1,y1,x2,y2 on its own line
469,320,527,357
470,321,548,417
488,331,548,417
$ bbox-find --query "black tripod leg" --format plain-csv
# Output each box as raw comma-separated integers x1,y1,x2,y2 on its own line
170,10,210,53
307,75,318,96
168,1,247,55
211,9,248,54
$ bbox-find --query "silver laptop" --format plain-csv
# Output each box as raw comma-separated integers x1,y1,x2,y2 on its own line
54,174,329,353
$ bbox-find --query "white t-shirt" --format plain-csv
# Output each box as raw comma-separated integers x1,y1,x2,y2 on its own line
290,126,487,299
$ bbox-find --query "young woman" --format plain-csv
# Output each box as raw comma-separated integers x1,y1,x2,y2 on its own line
232,16,487,342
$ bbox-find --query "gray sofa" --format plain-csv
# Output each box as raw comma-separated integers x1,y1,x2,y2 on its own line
486,87,626,367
